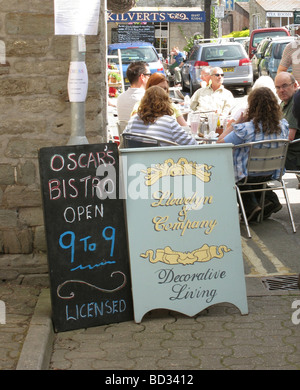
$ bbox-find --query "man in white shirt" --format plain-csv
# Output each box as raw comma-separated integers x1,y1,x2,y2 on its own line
117,61,151,122
190,67,234,116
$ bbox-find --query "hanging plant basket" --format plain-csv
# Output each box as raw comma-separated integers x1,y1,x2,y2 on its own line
107,0,136,14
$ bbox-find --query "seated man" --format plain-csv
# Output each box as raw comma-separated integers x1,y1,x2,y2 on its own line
293,88,300,126
274,72,300,187
117,61,151,122
169,46,185,85
199,66,212,88
190,67,234,117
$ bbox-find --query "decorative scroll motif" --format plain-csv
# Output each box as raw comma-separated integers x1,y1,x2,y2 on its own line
168,13,189,21
141,158,213,186
57,271,127,299
140,245,232,265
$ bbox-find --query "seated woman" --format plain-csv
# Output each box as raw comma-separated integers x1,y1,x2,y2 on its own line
217,87,289,221
131,73,188,127
123,86,197,147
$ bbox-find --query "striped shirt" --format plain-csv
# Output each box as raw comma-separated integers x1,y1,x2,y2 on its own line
279,37,300,84
123,114,197,146
224,119,289,182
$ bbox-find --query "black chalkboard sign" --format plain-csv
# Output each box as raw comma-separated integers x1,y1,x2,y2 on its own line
39,143,133,332
117,24,155,45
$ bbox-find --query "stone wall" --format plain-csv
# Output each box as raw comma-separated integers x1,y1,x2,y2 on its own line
0,1,107,285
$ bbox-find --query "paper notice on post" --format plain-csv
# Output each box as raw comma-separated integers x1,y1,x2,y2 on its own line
54,0,100,35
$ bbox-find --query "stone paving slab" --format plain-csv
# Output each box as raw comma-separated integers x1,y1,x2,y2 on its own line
0,282,41,370
0,275,300,371
49,286,300,370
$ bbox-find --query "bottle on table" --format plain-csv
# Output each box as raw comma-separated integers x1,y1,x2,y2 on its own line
200,118,209,137
184,95,190,110
216,116,223,136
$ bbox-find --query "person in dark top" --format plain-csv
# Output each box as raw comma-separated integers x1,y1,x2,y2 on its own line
293,88,300,128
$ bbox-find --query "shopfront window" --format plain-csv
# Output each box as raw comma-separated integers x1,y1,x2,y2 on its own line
154,22,169,60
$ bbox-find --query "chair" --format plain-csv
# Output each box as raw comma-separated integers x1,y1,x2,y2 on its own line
233,139,296,238
116,120,128,137
285,138,300,179
121,132,178,148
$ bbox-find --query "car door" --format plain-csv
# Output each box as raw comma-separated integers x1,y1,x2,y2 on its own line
259,43,272,77
269,41,292,80
252,39,271,79
251,41,263,78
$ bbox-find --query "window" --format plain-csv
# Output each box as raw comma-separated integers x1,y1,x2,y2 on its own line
273,42,288,59
202,45,243,61
253,31,288,48
154,22,169,59
253,14,260,30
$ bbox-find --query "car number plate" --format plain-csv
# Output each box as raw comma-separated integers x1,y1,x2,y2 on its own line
222,67,234,72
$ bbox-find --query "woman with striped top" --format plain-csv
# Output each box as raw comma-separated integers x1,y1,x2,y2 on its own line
123,86,197,147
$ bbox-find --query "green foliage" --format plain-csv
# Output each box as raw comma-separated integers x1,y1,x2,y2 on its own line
108,71,121,81
211,7,218,38
223,29,249,38
182,32,204,53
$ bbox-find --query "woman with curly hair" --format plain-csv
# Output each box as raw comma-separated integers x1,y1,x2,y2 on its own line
123,86,196,146
131,72,187,126
217,87,289,221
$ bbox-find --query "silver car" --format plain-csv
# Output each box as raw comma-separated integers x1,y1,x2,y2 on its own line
181,42,253,94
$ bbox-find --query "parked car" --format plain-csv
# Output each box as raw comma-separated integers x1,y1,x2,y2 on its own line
248,27,290,59
181,42,253,95
108,42,164,87
251,38,273,80
259,36,296,80
243,37,250,54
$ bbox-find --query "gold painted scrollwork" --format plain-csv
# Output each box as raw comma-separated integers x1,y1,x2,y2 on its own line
140,245,231,265
141,158,213,186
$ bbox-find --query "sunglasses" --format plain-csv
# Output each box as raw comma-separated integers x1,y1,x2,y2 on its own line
143,73,151,77
213,73,224,77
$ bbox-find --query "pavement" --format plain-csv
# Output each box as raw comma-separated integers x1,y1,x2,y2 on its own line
1,102,300,371
1,275,299,371
1,177,299,371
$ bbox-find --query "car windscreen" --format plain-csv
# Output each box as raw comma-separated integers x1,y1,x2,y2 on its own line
252,31,288,48
201,45,244,61
110,47,158,64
